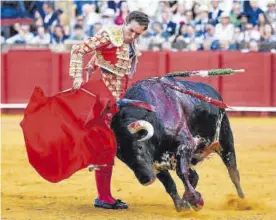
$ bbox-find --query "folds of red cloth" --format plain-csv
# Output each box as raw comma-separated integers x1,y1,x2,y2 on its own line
20,80,118,183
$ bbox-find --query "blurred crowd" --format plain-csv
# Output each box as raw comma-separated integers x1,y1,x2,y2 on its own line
1,0,276,52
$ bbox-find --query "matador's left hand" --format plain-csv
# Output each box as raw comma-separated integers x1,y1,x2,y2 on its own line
73,76,83,89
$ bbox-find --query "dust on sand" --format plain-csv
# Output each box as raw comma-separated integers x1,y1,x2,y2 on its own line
1,116,276,220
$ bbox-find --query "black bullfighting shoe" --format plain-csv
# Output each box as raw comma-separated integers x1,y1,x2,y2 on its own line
94,198,129,209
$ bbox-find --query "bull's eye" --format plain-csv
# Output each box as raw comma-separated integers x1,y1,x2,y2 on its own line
137,145,143,151
132,130,147,140
137,130,147,137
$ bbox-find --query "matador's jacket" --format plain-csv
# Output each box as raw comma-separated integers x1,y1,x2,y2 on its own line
69,25,140,101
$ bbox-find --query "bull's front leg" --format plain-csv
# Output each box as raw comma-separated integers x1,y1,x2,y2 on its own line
176,145,204,211
157,170,190,212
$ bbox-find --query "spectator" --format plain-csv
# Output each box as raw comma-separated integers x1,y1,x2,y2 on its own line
238,12,250,31
172,3,186,26
202,40,213,50
67,24,85,41
160,11,177,39
215,12,234,42
87,4,101,25
6,24,34,44
187,42,200,51
183,24,202,45
162,40,172,51
51,25,69,44
51,9,63,26
168,1,178,13
191,1,201,20
184,10,196,26
245,0,264,26
265,0,276,30
248,40,260,51
149,21,167,50
107,0,124,16
137,29,152,51
195,5,210,36
34,11,44,28
115,1,129,25
204,24,216,42
258,13,272,33
208,0,223,26
219,39,236,50
1,31,5,44
71,15,85,31
30,25,51,44
91,22,103,36
230,2,242,27
260,24,276,43
182,24,194,45
81,4,101,35
73,0,97,16
126,0,159,18
151,45,162,51
172,23,187,50
101,8,115,26
41,2,58,30
237,23,261,44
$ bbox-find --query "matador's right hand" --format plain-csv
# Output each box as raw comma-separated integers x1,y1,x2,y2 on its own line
73,76,83,89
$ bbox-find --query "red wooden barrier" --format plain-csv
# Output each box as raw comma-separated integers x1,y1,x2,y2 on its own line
272,54,276,106
221,51,272,106
167,51,221,91
4,49,53,103
60,53,71,90
0,50,275,109
1,53,6,103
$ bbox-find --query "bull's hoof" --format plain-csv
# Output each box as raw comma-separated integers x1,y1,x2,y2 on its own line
183,191,204,212
174,199,191,212
190,199,204,211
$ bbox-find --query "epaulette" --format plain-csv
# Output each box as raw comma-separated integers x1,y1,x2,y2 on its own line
104,26,124,47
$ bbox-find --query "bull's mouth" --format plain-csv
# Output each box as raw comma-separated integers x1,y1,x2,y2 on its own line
142,177,156,186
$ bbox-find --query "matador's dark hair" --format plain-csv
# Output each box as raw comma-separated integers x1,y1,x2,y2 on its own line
125,11,150,30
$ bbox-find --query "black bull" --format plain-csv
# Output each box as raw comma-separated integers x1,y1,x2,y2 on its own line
111,77,245,211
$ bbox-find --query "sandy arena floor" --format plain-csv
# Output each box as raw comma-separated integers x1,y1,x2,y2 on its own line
1,115,276,220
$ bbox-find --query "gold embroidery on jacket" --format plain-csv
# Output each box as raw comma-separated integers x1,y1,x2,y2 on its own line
69,32,110,77
116,44,129,60
96,52,128,77
104,26,123,47
102,73,126,101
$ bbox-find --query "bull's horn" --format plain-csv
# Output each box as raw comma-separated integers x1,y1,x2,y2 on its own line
127,120,154,142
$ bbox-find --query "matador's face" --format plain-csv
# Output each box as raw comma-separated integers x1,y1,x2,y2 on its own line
123,20,146,44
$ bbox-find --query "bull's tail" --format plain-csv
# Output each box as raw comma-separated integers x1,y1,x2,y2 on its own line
218,114,245,198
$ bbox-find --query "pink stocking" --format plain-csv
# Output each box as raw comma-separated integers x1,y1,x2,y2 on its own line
95,165,116,204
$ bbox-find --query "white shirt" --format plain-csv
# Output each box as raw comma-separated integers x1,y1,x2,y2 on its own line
237,30,261,43
44,12,54,23
215,23,234,42
6,32,34,44
211,8,220,20
30,33,51,44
